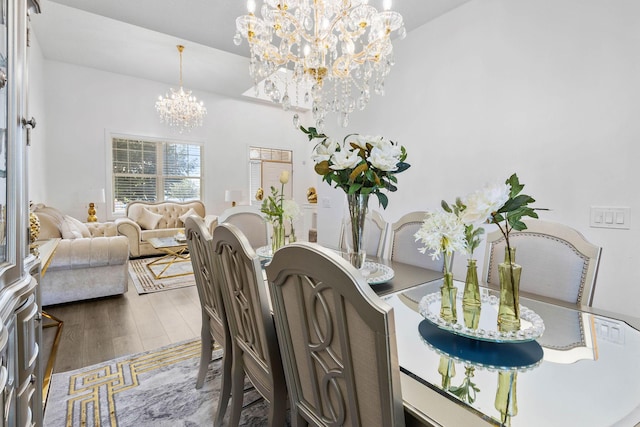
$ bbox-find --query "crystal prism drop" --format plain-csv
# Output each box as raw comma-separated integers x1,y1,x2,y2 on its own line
316,118,325,133
304,92,310,103
293,113,300,129
233,33,242,46
282,94,291,111
339,112,349,127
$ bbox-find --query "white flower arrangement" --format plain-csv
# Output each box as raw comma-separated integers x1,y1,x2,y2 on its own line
414,211,466,273
302,128,410,209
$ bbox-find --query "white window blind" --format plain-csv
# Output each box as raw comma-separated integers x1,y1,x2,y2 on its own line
112,137,202,213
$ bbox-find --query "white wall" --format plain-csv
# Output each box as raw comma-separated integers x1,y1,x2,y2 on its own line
27,33,47,203
32,59,314,221
316,0,640,317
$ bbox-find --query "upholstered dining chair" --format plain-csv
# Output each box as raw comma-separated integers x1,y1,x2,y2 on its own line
184,216,231,426
388,211,447,271
338,209,388,258
266,242,405,427
483,219,602,306
212,223,287,427
218,205,269,249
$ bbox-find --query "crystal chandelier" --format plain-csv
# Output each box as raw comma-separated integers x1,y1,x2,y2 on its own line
155,45,207,133
234,0,405,129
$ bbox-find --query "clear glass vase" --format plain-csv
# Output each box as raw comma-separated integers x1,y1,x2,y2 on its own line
289,221,296,243
498,247,522,332
343,193,369,269
440,272,458,323
271,220,285,253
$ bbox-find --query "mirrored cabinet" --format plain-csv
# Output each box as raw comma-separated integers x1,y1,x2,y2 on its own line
0,0,42,426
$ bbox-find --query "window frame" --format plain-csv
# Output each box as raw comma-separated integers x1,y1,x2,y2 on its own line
108,132,204,217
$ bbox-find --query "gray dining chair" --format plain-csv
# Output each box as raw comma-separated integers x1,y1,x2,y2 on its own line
218,205,269,249
212,222,287,427
184,216,231,426
266,242,405,427
388,211,447,271
483,219,602,306
338,209,388,258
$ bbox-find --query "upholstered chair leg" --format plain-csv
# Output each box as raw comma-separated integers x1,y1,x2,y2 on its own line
291,411,307,427
267,394,287,427
227,357,246,427
214,351,232,426
196,319,212,389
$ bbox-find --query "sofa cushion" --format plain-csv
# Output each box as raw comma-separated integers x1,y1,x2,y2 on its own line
136,207,163,230
179,208,199,225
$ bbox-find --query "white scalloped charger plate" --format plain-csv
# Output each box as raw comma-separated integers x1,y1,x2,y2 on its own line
360,262,394,285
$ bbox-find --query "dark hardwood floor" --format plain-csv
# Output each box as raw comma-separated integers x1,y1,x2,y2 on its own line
43,282,202,373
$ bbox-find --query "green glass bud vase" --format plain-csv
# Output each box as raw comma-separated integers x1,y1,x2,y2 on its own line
462,259,481,308
495,370,518,426
440,272,457,323
437,356,456,390
498,247,522,332
271,220,285,253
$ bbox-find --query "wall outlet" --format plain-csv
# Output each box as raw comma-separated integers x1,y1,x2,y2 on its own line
590,206,630,229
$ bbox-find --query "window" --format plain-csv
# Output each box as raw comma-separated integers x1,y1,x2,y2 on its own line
249,147,293,205
111,136,202,213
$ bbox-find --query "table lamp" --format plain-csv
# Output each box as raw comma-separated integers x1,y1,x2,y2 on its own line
86,188,106,222
224,189,242,207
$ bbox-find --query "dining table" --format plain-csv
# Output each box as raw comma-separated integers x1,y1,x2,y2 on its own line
374,260,640,427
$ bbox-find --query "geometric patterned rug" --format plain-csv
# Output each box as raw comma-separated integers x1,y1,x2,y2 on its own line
128,256,195,295
43,339,275,426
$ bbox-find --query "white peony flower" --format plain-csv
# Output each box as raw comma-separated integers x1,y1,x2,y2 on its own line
282,199,300,220
462,183,510,224
367,146,399,171
414,211,466,261
330,148,361,170
311,139,339,163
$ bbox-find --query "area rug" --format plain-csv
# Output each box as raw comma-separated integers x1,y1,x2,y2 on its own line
129,256,195,294
44,339,277,427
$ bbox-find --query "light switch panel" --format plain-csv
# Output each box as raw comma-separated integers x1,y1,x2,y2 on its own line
590,206,630,229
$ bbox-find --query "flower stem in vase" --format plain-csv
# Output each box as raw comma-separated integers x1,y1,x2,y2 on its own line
440,271,457,323
344,193,369,270
498,246,521,332
271,220,285,253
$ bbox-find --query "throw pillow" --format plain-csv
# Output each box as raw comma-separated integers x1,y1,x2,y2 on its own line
179,207,200,225
60,216,85,239
137,208,163,230
65,215,91,238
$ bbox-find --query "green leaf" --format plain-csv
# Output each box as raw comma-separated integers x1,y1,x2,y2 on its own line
507,173,524,198
441,200,452,213
395,162,411,173
376,192,389,209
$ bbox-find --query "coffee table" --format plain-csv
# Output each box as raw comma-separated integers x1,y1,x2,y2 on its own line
146,236,192,279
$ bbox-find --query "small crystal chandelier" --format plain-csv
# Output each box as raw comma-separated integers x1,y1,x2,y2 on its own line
234,0,405,130
155,45,207,133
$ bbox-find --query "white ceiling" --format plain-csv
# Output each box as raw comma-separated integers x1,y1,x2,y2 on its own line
31,0,473,99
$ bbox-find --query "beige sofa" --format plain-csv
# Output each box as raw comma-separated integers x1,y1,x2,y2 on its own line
115,200,217,258
32,204,129,306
